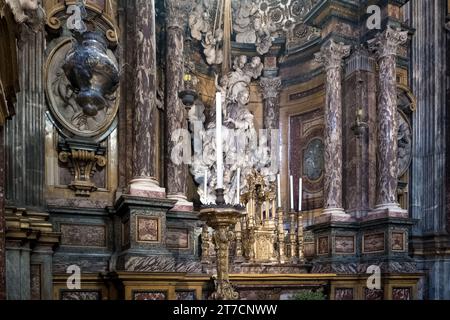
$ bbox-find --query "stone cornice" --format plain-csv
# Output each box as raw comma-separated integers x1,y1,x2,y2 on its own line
304,0,360,29
5,207,61,248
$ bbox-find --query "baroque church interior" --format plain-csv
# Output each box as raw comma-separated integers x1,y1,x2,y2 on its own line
0,0,449,301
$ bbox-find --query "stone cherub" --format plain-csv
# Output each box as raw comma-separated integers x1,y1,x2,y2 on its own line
189,1,210,41
254,15,277,55
203,28,224,65
233,0,259,44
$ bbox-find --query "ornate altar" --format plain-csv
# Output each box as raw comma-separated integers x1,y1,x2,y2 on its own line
231,170,305,265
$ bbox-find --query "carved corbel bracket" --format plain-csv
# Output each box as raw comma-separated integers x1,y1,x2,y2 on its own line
58,139,107,197
44,1,118,46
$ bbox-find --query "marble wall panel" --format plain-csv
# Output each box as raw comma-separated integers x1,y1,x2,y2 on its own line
60,224,106,248
175,290,196,300
335,288,353,300
334,236,355,254
60,290,101,300
363,232,385,253
365,288,383,300
136,217,159,243
166,228,189,249
30,264,41,300
133,291,167,300
317,236,329,255
392,287,411,300
391,231,405,252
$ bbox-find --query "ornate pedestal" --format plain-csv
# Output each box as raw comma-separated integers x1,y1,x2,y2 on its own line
199,205,244,300
114,195,176,271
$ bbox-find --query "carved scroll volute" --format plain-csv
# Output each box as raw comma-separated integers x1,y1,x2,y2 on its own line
44,1,119,46
58,148,107,196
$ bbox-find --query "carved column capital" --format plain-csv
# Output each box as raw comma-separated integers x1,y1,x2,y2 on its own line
4,0,39,24
315,40,351,70
260,77,282,100
369,26,408,59
165,0,190,30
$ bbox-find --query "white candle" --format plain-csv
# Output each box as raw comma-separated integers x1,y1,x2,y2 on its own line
215,92,223,189
298,177,303,212
277,174,281,208
236,168,241,205
289,175,294,210
203,169,208,204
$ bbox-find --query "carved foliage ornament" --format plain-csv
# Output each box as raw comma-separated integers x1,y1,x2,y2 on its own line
260,77,281,100
368,25,408,59
315,40,351,70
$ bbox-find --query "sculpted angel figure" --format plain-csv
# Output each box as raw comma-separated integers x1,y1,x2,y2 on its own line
189,1,210,41
214,72,228,119
203,28,223,65
243,56,264,80
254,17,277,55
233,0,259,44
189,54,273,205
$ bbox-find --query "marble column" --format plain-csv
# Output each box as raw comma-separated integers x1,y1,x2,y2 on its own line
315,40,350,217
165,0,192,211
260,77,282,131
369,26,408,212
0,127,5,300
129,0,165,197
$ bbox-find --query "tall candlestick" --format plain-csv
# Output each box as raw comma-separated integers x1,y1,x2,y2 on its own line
277,174,281,208
298,177,302,212
290,175,294,210
216,92,223,189
203,169,208,204
236,168,241,205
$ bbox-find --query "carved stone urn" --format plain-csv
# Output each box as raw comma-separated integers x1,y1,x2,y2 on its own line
63,31,119,117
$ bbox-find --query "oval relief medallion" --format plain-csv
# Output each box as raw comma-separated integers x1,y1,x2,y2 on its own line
45,35,119,138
